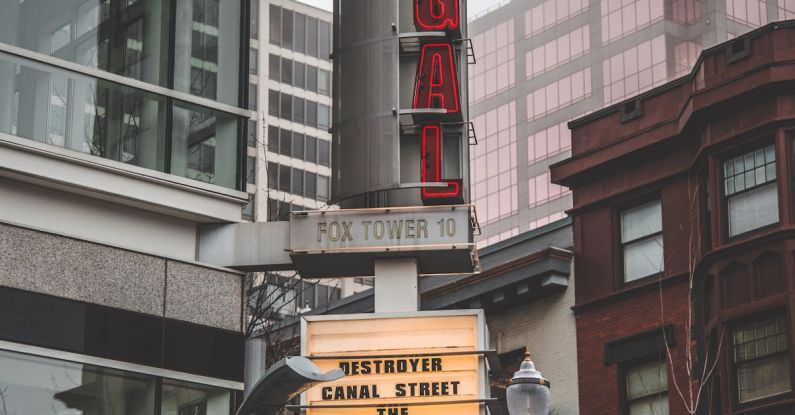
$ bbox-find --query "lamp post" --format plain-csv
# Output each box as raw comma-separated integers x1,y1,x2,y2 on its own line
506,352,551,415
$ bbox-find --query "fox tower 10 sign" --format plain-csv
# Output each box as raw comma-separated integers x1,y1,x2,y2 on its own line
331,0,471,208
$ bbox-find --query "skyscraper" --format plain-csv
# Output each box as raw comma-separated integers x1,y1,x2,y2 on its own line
468,0,789,246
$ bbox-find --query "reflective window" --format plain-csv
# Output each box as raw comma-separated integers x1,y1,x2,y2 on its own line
469,20,515,104
527,25,590,78
470,102,518,225
780,0,795,19
248,83,257,111
1,0,169,87
281,9,294,50
602,36,666,106
317,175,329,201
292,168,304,195
0,348,234,415
249,47,258,75
672,0,702,24
269,5,282,46
527,122,573,163
528,172,569,208
318,69,331,96
726,0,768,27
250,0,259,39
247,156,256,184
620,199,663,282
269,54,280,81
176,0,240,106
247,119,257,147
527,68,591,121
529,211,566,231
306,136,317,163
723,144,778,237
294,62,306,89
525,0,589,37
600,0,664,44
318,139,330,166
281,58,293,85
674,41,702,78
171,102,239,188
161,379,232,415
319,20,331,60
0,51,240,189
306,171,317,198
477,227,519,247
733,314,791,404
307,66,318,92
242,193,255,220
318,104,330,130
293,97,306,124
307,17,318,57
624,360,669,414
295,13,307,53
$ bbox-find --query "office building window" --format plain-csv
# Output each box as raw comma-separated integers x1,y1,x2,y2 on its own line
319,20,331,60
620,199,663,283
246,156,256,184
248,120,257,147
306,172,317,199
733,314,791,404
292,132,305,159
318,175,330,202
726,0,768,27
307,66,318,93
306,136,317,163
318,69,331,96
242,193,255,220
672,0,702,24
279,164,290,192
269,54,280,81
306,101,318,128
528,121,573,163
268,162,278,189
624,360,669,415
318,104,330,130
281,58,293,85
281,9,294,50
526,25,590,78
295,13,307,53
525,0,589,37
723,144,778,237
292,168,304,196
470,19,515,104
250,0,259,39
268,125,279,153
269,90,280,116
527,68,591,121
603,36,667,105
269,5,281,46
280,93,292,120
294,97,306,124
280,128,292,156
248,83,257,111
470,102,518,225
528,172,569,208
781,0,795,19
307,17,318,57
601,0,664,44
318,140,330,166
294,62,306,89
249,48,258,75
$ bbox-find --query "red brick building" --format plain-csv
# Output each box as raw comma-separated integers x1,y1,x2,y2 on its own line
551,22,795,415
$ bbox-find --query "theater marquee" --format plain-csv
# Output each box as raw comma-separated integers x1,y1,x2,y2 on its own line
302,311,488,415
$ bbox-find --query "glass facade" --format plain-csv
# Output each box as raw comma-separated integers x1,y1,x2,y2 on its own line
469,0,785,247
0,0,247,190
0,348,234,415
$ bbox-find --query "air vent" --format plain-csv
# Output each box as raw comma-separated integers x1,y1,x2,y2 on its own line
620,98,643,123
727,37,751,63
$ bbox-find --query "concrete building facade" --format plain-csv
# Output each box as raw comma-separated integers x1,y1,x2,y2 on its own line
0,0,252,412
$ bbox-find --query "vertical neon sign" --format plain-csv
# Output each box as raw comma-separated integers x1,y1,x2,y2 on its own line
412,0,464,205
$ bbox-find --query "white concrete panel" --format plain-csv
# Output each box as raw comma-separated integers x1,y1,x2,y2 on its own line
0,177,198,261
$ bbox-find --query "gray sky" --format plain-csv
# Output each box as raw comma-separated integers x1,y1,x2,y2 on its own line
295,0,504,17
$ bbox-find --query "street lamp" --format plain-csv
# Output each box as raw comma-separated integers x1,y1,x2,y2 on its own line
506,352,551,415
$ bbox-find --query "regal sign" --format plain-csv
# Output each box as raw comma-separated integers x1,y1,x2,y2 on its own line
302,311,487,415
412,0,465,206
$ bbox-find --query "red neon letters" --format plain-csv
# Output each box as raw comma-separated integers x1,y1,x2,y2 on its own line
412,43,460,115
412,0,464,204
421,125,461,200
414,0,460,31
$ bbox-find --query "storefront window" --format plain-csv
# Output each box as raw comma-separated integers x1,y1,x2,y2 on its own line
0,348,235,414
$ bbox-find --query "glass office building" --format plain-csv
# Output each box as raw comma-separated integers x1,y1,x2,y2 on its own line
0,0,251,413
469,0,788,247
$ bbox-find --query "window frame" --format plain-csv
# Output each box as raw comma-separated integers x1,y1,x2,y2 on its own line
729,310,793,409
616,196,664,286
619,355,670,415
719,140,780,241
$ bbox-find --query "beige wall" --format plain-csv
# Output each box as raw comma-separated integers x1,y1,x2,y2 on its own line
486,264,579,415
